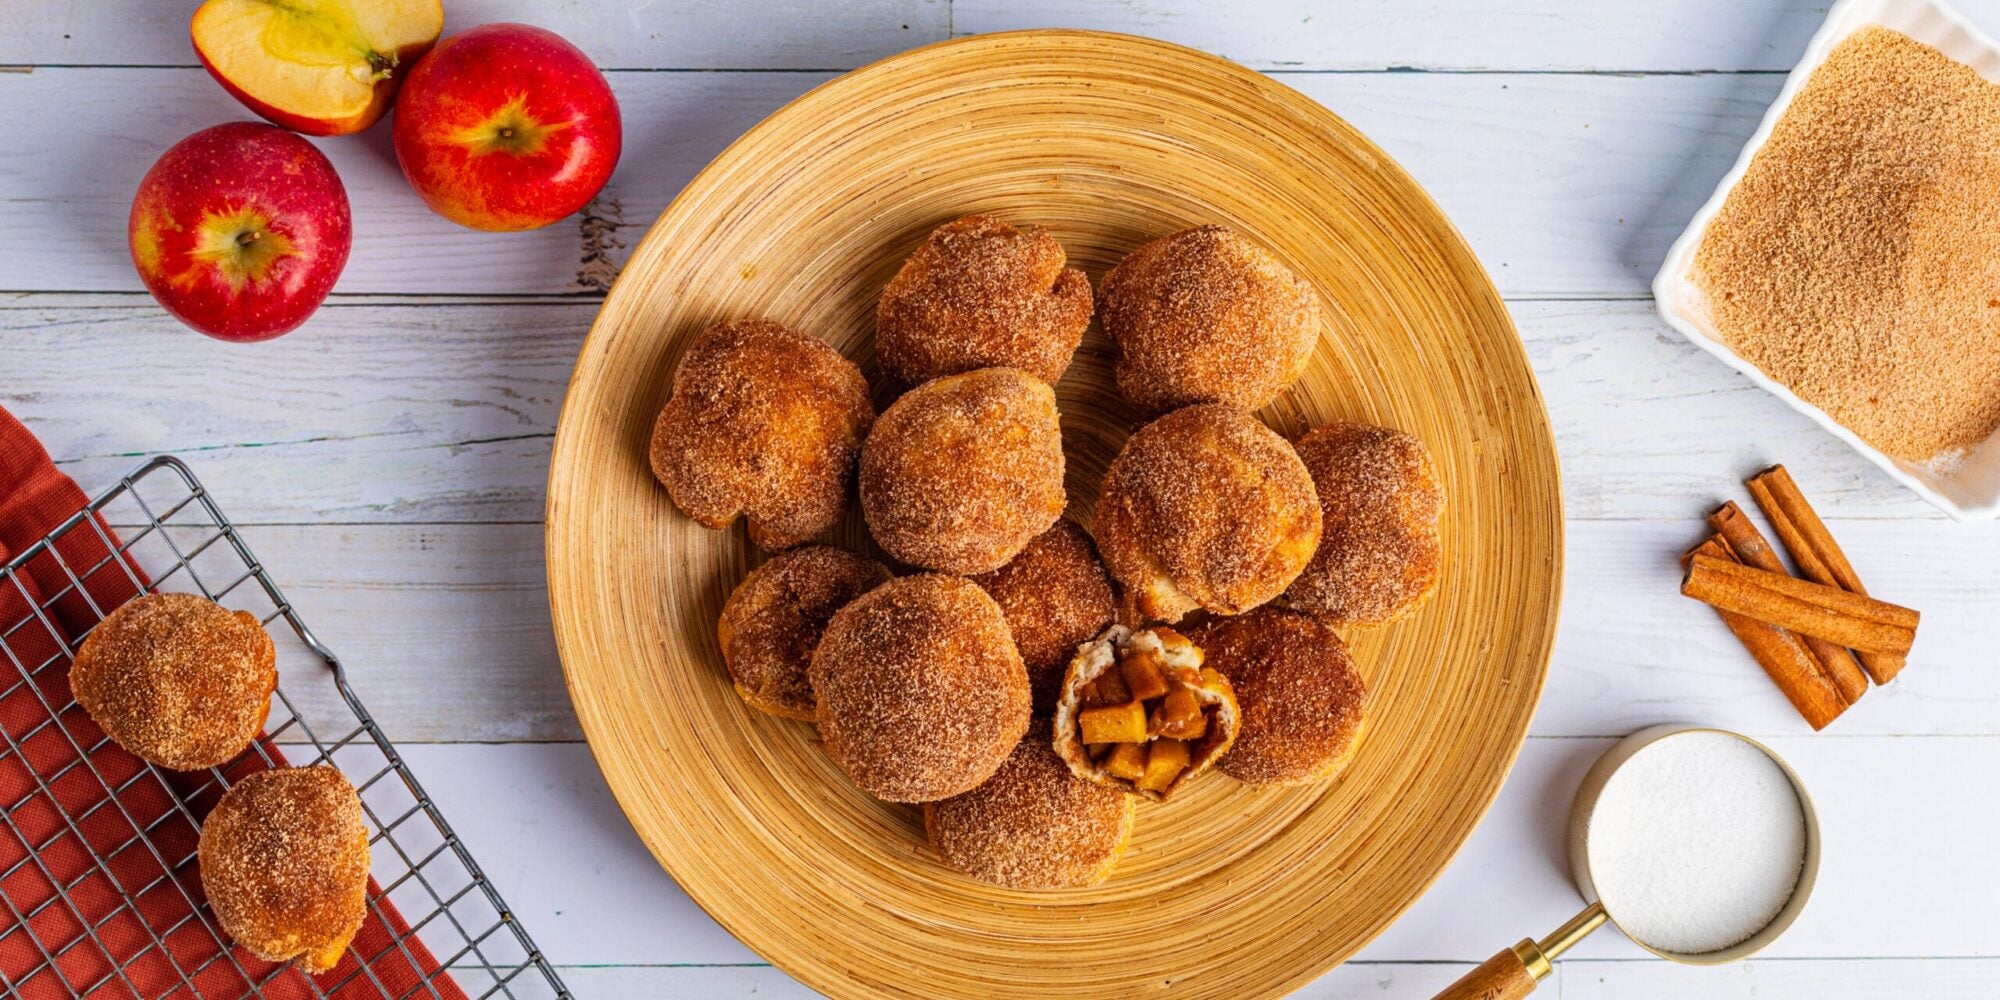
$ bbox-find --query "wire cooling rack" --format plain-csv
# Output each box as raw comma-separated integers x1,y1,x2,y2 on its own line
0,457,570,999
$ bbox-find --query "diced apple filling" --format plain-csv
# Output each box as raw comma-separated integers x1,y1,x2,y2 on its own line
1074,630,1216,794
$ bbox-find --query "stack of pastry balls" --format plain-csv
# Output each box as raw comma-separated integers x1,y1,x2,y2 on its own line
650,216,1445,889
67,592,370,971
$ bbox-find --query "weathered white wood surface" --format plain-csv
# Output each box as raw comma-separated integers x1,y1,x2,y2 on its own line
418,737,2000,978
7,2,1999,996
0,298,1958,521
0,68,1791,299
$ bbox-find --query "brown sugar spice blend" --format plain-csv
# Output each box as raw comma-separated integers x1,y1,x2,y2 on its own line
1692,27,2000,464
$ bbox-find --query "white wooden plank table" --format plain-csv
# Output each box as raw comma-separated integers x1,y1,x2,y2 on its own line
6,3,1997,996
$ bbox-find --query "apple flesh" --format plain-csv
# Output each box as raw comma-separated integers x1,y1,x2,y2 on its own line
393,23,622,232
193,0,443,137
129,123,351,342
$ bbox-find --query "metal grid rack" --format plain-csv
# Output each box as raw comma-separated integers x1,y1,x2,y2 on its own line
0,457,570,999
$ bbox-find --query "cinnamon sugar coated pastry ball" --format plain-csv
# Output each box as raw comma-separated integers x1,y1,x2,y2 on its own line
718,546,891,721
199,766,369,974
1286,422,1445,628
968,518,1116,710
877,215,1093,386
1093,404,1322,622
924,734,1134,888
1099,224,1322,413
1192,608,1367,786
69,592,276,771
859,368,1066,574
810,575,1031,802
649,319,874,551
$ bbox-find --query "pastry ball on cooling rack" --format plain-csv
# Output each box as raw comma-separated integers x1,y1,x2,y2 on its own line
859,368,1065,575
1285,422,1445,628
924,733,1133,889
1093,404,1321,622
199,765,369,974
968,518,1116,711
1099,224,1322,413
649,319,874,552
810,575,1030,803
1192,608,1367,786
876,215,1093,387
69,592,276,771
718,546,891,721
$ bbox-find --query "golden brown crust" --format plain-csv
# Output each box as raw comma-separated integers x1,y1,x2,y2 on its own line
70,592,276,771
877,215,1093,386
1285,422,1445,628
198,766,369,974
1093,404,1321,621
967,518,1116,711
649,319,875,551
1191,608,1367,785
1051,626,1239,802
1100,224,1321,413
718,546,892,721
859,368,1066,574
923,733,1133,888
811,575,1031,802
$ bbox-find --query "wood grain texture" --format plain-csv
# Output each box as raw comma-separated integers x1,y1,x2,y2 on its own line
407,737,2000,967
551,960,2000,998
954,0,1947,71
52,515,1985,746
1432,948,1540,1000
545,31,1559,999
4,299,1953,522
4,1,949,69
0,69,1779,299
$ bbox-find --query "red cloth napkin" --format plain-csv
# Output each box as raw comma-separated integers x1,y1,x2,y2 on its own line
0,406,466,1000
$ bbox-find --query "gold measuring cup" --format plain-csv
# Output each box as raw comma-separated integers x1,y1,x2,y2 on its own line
1433,723,1820,999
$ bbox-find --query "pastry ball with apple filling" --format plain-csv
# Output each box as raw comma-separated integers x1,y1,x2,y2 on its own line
859,368,1066,575
1093,404,1321,622
1052,625,1240,802
876,215,1093,386
1099,224,1322,413
69,592,277,771
718,546,891,721
1286,422,1445,628
968,518,1116,710
924,734,1134,888
810,575,1031,802
199,765,369,974
1192,608,1367,786
649,319,874,551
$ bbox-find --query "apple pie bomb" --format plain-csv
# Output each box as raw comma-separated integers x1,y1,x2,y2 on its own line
1053,625,1240,801
650,319,874,551
876,215,1093,387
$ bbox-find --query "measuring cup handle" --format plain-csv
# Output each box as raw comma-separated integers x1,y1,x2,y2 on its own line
1430,942,1541,1000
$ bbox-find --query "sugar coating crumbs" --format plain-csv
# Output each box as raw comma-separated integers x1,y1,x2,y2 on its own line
1693,27,2000,462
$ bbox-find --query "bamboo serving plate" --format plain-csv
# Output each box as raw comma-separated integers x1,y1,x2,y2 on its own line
547,30,1562,999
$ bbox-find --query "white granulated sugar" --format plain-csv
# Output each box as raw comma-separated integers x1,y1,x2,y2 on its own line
1588,731,1807,955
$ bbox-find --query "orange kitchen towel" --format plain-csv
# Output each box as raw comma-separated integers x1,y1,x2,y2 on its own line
0,405,466,999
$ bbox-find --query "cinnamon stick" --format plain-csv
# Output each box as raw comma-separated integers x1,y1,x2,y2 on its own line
1707,502,1868,703
1747,465,1907,683
1682,554,1918,655
1682,537,1848,730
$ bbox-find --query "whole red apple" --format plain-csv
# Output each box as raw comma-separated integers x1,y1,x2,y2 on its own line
392,23,621,232
128,122,351,341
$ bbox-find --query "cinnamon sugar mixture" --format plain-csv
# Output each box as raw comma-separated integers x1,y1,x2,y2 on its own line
1692,27,2000,462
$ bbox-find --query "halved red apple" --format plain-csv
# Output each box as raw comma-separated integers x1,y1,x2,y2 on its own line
192,0,444,136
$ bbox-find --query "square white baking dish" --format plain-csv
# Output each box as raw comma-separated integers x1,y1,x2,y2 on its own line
1652,0,2000,521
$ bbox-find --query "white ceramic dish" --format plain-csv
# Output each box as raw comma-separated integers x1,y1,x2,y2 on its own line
1652,0,2000,521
